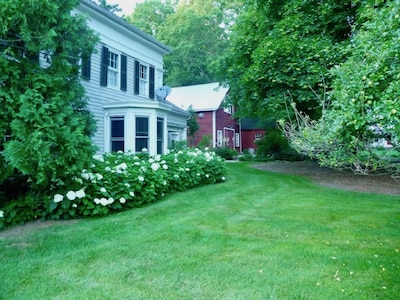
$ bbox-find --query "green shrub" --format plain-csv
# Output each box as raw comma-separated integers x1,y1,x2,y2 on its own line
238,150,256,161
214,147,238,160
198,134,212,149
0,148,227,229
168,140,188,151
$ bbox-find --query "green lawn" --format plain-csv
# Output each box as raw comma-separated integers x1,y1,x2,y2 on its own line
1,162,399,299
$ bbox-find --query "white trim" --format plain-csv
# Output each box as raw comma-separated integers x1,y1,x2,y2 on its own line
212,111,217,148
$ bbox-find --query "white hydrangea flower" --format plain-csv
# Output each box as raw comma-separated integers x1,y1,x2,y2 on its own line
162,164,168,170
100,198,108,206
75,189,85,199
72,203,78,208
154,154,161,162
119,197,126,204
93,154,104,162
129,191,135,197
0,210,4,218
94,198,101,204
141,148,148,153
174,158,179,163
66,191,76,201
96,173,103,181
125,183,131,188
100,187,107,193
81,171,90,181
148,158,155,163
221,176,226,181
53,194,64,203
105,166,112,172
116,163,128,171
151,162,160,171
138,175,145,182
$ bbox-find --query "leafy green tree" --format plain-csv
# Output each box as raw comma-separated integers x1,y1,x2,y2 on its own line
125,0,176,36
282,1,400,175
97,0,122,14
187,106,199,146
224,0,358,120
0,0,98,193
128,0,242,87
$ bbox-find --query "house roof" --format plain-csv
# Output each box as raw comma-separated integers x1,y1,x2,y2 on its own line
79,0,172,54
165,100,190,117
167,82,229,112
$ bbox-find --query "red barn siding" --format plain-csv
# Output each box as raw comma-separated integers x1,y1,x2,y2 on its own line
241,129,265,151
189,108,240,150
189,111,213,147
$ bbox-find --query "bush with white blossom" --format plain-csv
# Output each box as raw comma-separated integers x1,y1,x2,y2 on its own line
45,148,226,220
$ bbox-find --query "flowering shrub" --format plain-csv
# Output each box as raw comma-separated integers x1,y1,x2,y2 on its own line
50,148,227,221
0,148,226,228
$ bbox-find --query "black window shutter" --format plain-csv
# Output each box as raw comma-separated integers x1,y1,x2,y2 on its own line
81,55,91,80
120,54,127,91
100,46,108,86
149,66,155,99
134,60,140,95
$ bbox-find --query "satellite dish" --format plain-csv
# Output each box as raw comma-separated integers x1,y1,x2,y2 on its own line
155,86,172,102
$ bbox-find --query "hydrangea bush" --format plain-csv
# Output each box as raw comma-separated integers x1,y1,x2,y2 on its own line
0,148,226,228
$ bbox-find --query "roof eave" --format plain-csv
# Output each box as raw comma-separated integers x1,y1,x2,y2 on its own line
79,0,172,54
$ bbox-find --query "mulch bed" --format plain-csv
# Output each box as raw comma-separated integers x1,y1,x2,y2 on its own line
253,161,400,196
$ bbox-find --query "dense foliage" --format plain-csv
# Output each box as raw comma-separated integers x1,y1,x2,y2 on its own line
127,0,242,87
281,1,400,176
0,148,227,229
0,0,98,195
224,0,357,120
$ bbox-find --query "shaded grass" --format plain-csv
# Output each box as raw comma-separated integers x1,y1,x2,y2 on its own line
0,162,399,299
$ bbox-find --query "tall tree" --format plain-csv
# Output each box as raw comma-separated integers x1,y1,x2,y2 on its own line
126,0,176,36
0,0,98,192
224,0,358,120
127,0,243,87
282,0,400,175
97,0,122,14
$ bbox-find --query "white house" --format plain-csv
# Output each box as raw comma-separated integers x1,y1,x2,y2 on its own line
75,0,188,155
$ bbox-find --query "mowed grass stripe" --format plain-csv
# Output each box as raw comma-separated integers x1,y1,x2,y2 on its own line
1,162,399,299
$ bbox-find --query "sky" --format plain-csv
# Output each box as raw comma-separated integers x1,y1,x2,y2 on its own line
106,0,144,16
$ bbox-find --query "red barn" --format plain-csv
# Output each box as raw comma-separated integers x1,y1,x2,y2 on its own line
240,118,267,153
168,83,240,150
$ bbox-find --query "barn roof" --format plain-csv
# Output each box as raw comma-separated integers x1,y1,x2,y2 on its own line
167,82,229,112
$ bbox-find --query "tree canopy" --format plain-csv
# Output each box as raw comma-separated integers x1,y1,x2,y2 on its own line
127,0,242,87
280,1,400,175
0,0,98,192
224,0,358,120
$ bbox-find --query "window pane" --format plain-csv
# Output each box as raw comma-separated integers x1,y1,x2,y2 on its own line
111,117,124,152
112,141,124,152
157,118,163,139
135,138,148,152
136,117,148,136
139,64,147,96
111,118,124,137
